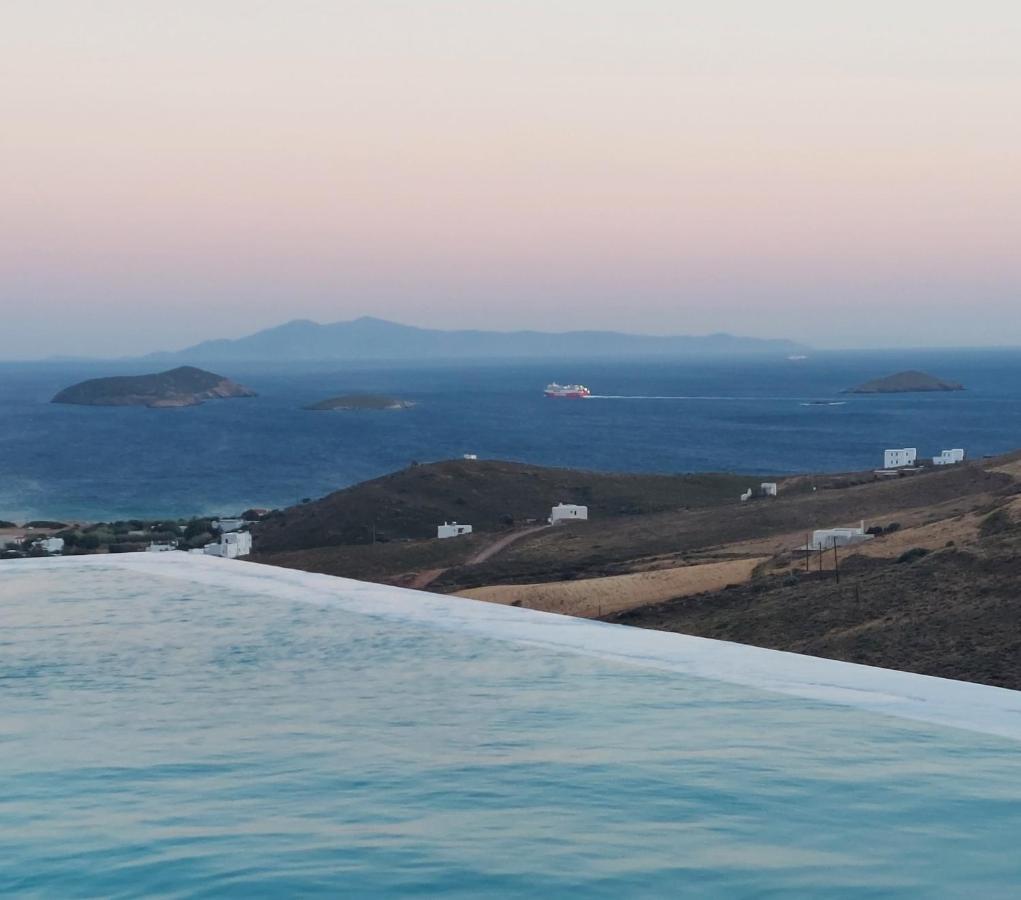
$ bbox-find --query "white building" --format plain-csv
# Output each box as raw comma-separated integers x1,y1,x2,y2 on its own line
884,448,917,469
437,522,473,539
933,449,965,466
760,482,778,497
550,503,588,524
463,453,478,460
204,530,253,559
807,521,871,551
37,537,64,555
740,489,753,502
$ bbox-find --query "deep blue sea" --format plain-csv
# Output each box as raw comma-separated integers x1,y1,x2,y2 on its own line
2,349,1021,521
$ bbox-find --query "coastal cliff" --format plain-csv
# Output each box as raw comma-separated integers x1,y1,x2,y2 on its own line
52,366,257,408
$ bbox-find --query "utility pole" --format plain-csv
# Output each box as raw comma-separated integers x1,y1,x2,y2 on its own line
832,536,840,583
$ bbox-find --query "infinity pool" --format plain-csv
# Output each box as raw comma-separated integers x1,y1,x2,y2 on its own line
3,556,1021,897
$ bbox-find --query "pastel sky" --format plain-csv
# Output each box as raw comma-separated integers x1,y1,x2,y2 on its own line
2,1,1020,358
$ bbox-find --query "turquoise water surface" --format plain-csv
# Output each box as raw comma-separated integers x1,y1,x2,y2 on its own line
3,564,1021,897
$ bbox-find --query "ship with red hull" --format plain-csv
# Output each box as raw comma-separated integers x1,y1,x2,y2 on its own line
544,382,591,399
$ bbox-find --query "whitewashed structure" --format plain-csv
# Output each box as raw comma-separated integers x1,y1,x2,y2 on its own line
550,503,588,524
884,448,917,469
760,482,778,497
463,454,478,460
807,521,871,551
933,449,966,466
203,530,253,559
437,522,473,539
740,489,753,502
37,537,64,555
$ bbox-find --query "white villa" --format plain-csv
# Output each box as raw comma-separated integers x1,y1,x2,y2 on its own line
806,521,872,551
933,449,966,466
760,482,778,497
884,448,917,469
204,531,253,559
550,503,588,524
37,537,65,555
437,522,473,539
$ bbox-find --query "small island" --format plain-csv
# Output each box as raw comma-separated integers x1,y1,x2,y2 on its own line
52,366,257,408
304,394,415,411
846,370,965,395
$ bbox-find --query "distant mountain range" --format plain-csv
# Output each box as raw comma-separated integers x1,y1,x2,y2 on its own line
150,317,808,362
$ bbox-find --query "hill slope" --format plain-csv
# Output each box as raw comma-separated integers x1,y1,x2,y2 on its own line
153,316,808,362
253,459,758,552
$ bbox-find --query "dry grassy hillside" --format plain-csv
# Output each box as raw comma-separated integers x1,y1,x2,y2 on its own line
254,459,759,553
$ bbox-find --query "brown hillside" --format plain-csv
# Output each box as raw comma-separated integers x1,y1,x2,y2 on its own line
254,459,760,553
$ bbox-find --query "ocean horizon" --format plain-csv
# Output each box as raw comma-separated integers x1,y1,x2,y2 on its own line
2,348,1021,522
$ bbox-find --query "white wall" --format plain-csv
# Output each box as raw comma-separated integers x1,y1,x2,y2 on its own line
437,523,472,539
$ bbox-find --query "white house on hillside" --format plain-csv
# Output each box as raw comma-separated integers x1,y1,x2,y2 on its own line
933,449,966,466
550,503,588,524
760,482,778,497
884,448,917,469
204,531,253,559
807,521,871,551
437,522,472,539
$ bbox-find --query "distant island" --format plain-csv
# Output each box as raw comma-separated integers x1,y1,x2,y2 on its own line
144,316,809,363
846,370,965,394
52,366,257,408
305,394,415,411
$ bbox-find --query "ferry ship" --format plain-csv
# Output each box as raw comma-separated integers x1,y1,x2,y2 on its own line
544,382,591,399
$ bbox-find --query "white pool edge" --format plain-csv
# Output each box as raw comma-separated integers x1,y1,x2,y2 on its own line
8,553,1021,742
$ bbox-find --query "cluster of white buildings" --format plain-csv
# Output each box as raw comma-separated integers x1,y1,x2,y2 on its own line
883,447,966,470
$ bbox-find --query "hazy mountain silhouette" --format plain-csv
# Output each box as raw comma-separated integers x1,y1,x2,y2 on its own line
149,317,808,362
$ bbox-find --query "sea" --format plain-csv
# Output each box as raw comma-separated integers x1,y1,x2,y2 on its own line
2,348,1021,522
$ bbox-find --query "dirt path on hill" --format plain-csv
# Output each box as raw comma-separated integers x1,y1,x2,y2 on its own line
408,525,550,590
468,525,549,564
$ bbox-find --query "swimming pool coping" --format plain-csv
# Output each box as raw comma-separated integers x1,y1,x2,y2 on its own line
7,553,1021,742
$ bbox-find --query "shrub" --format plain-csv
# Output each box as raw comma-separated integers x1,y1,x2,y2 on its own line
782,574,800,587
979,508,1014,538
885,522,901,534
897,547,930,564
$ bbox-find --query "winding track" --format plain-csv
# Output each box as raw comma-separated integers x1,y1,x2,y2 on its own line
408,524,549,590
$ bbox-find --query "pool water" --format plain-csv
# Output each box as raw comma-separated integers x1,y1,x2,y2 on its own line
3,559,1021,897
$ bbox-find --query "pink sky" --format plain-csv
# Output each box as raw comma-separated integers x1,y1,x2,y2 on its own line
2,1,1020,357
